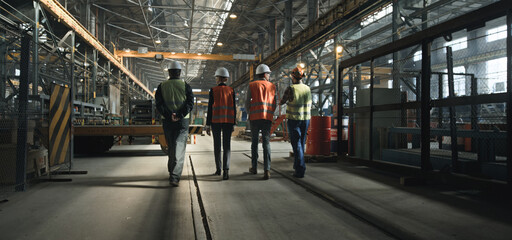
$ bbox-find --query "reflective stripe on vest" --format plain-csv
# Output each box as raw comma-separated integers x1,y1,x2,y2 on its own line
249,80,276,121
161,78,190,119
212,85,235,124
286,83,311,120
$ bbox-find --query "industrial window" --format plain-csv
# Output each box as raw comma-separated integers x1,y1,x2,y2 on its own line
443,37,467,52
485,57,507,93
413,51,422,62
361,4,392,27
486,25,507,42
442,66,466,97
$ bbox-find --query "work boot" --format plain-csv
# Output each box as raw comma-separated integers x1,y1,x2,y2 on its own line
263,170,270,180
249,167,257,174
214,169,221,175
223,170,229,180
169,177,179,187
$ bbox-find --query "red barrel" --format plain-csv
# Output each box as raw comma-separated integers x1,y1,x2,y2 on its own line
306,116,331,156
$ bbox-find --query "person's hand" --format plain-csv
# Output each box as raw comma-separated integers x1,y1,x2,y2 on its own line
206,126,211,136
171,113,180,122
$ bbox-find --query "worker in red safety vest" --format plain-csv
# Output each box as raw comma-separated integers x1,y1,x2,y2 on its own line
279,67,311,178
205,67,236,180
245,64,276,180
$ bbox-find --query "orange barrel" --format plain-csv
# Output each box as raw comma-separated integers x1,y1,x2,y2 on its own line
306,116,331,156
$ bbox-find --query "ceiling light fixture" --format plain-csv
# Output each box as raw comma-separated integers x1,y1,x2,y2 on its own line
336,45,343,53
229,14,237,19
171,52,176,54
217,42,223,46
155,39,161,44
197,53,202,56
299,63,305,68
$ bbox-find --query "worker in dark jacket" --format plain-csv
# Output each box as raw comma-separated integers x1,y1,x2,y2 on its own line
205,67,236,180
155,61,194,187
279,67,311,178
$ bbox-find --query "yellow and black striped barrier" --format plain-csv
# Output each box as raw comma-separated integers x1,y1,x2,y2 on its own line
49,84,71,166
189,125,203,135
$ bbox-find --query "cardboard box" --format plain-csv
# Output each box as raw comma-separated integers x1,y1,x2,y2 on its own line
233,126,246,138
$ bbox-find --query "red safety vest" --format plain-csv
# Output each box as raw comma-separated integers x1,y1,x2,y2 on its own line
212,85,236,124
249,80,276,121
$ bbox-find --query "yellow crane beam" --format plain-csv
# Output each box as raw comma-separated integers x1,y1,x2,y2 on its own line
39,0,154,98
115,50,258,62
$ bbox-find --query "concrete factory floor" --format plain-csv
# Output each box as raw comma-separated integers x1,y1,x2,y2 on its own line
1,135,512,239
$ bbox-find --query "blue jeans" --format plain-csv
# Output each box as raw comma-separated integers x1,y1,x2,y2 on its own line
163,118,189,182
250,119,272,171
211,123,233,171
288,119,309,177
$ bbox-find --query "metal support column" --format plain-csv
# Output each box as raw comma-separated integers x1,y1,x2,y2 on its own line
69,31,75,168
413,75,421,148
92,49,97,100
506,9,512,186
0,30,5,102
335,36,342,155
258,32,264,60
438,73,443,149
470,75,478,153
307,0,319,25
369,58,374,161
421,40,433,171
392,0,400,89
284,0,293,42
269,18,276,52
32,1,40,95
16,36,30,191
446,46,459,171
348,72,354,155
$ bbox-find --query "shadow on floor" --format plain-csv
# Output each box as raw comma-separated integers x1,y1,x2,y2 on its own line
292,158,512,224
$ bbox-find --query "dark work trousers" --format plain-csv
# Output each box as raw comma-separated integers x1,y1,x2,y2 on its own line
250,119,272,171
163,118,189,182
211,123,234,171
288,119,310,177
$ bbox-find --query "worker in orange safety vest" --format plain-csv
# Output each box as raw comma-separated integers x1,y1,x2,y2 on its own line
245,64,276,180
205,67,236,180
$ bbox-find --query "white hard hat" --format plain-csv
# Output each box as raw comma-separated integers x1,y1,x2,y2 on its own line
215,67,230,78
169,61,182,70
255,64,271,74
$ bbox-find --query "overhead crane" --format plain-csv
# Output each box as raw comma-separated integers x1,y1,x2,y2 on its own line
114,50,258,62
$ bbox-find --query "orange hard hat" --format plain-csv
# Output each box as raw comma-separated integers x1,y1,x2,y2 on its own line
291,67,304,79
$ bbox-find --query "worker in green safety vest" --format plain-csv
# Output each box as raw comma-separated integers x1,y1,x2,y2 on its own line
279,67,312,178
155,61,194,187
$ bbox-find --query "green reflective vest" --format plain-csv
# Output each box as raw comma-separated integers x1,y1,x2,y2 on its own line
161,78,190,119
286,83,312,120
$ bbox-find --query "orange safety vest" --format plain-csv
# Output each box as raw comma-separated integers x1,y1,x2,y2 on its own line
249,80,276,121
212,85,236,124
